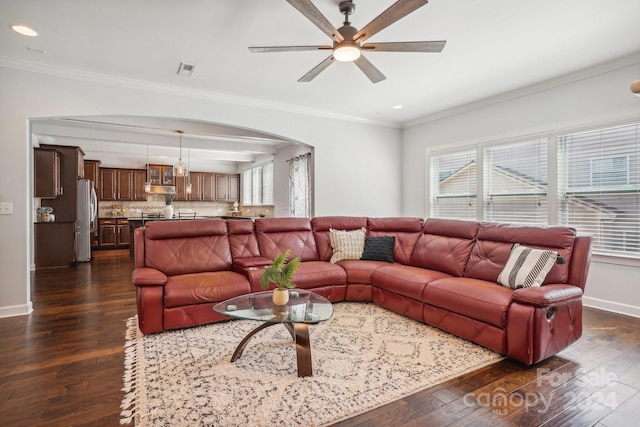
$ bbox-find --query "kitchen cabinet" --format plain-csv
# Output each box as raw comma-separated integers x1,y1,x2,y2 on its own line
216,174,240,201
34,148,62,199
201,173,215,201
175,172,203,201
84,160,100,192
39,145,85,222
132,169,148,201
116,169,132,200
148,164,174,186
34,222,76,269
99,218,130,248
99,168,147,201
99,168,117,200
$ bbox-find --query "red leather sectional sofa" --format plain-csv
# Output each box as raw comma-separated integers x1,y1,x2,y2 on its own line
132,216,592,365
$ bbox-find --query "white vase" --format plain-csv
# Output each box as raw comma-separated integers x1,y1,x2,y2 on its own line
163,205,174,219
272,289,289,306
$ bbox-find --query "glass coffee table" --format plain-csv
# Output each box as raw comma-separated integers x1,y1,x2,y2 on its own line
213,289,333,377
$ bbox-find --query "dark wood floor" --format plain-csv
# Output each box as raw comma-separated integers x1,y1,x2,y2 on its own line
1,250,638,426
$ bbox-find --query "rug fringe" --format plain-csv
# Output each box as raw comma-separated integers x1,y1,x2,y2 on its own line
120,316,144,425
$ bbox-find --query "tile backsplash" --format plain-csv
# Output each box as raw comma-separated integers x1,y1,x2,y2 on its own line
98,194,273,218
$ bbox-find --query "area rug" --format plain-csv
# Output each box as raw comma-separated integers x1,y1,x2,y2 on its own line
121,302,502,426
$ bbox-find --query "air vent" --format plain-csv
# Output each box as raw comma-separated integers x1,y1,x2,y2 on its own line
177,62,196,76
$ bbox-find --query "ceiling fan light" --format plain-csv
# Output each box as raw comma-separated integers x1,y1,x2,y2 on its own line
334,44,361,62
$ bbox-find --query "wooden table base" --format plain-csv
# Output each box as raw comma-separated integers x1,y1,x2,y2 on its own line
230,322,313,377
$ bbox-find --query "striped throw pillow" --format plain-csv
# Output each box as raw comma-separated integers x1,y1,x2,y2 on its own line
497,244,559,289
329,227,367,263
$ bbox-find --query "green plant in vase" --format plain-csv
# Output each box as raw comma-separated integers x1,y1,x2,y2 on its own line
260,249,301,305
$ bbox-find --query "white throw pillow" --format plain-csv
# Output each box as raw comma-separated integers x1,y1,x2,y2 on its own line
497,243,559,289
329,227,367,263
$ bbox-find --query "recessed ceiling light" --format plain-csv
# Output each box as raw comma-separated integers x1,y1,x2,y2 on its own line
392,105,403,110
11,24,38,37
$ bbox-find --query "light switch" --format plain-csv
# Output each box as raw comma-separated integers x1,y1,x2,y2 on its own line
0,202,13,215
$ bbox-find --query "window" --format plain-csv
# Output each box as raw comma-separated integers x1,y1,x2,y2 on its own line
590,156,629,187
558,123,639,256
426,121,640,259
242,161,274,206
482,138,548,225
429,149,476,220
289,153,312,218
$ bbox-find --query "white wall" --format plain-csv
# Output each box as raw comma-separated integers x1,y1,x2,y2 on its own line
402,62,640,317
0,65,402,317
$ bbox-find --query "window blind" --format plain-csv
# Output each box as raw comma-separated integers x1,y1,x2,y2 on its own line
262,162,274,205
558,123,640,256
483,138,548,225
429,149,477,220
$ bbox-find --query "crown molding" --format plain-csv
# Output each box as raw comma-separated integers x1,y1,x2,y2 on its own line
403,52,640,129
0,56,400,129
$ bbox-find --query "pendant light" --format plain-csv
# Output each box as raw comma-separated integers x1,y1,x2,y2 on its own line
173,130,188,178
186,148,192,195
144,145,152,193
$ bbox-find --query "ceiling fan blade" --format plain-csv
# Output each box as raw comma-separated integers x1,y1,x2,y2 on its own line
362,40,446,52
354,0,429,43
298,55,335,82
354,55,386,84
286,0,344,43
249,45,332,53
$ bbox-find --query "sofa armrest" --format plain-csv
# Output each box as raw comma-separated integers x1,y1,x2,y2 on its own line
512,284,582,307
132,267,167,287
233,257,273,269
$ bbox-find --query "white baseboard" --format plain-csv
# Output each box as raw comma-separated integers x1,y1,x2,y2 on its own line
0,303,33,318
583,296,640,319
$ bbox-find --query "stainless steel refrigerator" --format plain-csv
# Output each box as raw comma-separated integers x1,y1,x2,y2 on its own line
76,179,97,262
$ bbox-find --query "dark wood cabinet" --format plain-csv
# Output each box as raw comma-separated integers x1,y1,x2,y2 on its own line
116,169,132,200
34,148,62,199
148,164,173,186
201,172,215,201
99,218,129,248
34,222,76,269
39,145,84,222
99,168,147,201
99,168,117,200
84,160,100,193
215,174,240,201
132,169,147,201
175,172,203,201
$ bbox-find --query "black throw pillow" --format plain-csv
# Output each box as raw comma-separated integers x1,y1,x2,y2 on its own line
361,236,395,263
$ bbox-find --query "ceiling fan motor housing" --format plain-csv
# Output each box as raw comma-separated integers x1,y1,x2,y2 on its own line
339,1,356,16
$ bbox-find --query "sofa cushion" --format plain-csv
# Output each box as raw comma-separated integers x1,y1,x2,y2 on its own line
464,222,575,284
338,259,389,284
497,244,559,289
361,236,395,262
143,219,232,276
227,219,261,259
367,217,423,265
164,271,251,308
422,277,513,328
372,264,451,301
255,218,320,261
291,261,347,289
312,216,369,261
409,218,479,276
329,227,366,263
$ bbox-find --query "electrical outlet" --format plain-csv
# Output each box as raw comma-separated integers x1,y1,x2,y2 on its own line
0,202,13,215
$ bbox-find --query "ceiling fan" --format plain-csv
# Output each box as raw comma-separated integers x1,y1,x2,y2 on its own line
249,0,446,83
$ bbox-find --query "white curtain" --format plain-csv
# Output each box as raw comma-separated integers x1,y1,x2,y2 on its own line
288,153,311,218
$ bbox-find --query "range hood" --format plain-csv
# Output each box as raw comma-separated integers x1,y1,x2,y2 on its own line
147,185,176,195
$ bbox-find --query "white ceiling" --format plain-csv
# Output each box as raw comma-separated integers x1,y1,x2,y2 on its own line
2,0,640,165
